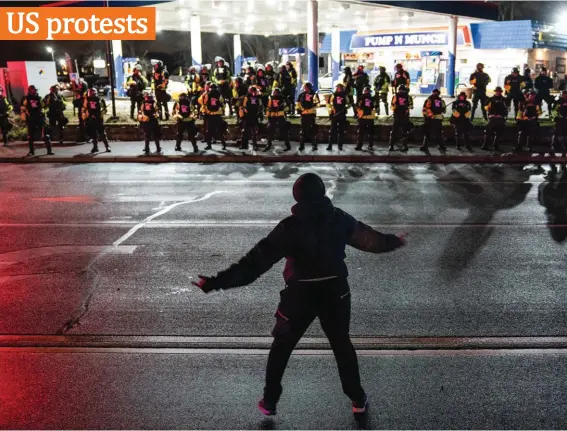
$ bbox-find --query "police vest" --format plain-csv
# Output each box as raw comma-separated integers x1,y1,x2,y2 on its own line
332,92,347,113
470,72,489,91
153,71,167,88
489,96,508,116
278,72,291,86
454,100,470,115
24,95,43,117
429,97,444,115
215,67,229,81
142,100,156,118
360,95,374,115
394,93,410,114
86,97,103,118
507,76,522,93
47,94,64,113
393,71,408,86
269,95,285,112
523,103,538,118
299,92,315,109
178,99,193,118
557,100,567,118
257,77,268,90
186,74,197,86
245,95,261,115
206,91,222,112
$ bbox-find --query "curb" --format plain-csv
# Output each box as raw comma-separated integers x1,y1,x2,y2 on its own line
2,154,567,164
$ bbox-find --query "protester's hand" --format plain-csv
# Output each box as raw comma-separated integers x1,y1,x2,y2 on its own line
397,232,409,245
191,275,216,293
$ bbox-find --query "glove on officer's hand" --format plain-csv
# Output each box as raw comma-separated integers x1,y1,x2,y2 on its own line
191,275,217,293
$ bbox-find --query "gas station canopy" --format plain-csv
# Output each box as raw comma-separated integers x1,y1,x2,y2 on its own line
151,0,485,36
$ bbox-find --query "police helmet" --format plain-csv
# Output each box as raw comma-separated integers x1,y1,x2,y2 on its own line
303,81,313,90
215,56,225,64
344,66,352,73
143,90,153,99
335,83,345,91
285,61,292,67
235,76,243,85
133,64,143,72
248,85,258,94
395,63,403,69
525,89,537,97
379,65,386,71
458,91,467,99
357,64,364,70
398,84,408,93
494,86,503,93
50,85,58,92
432,88,441,94
257,68,265,76
87,88,97,97
154,60,164,69
28,85,37,93
179,92,188,99
512,67,519,73
210,83,219,90
201,65,209,72
265,63,274,70
189,66,196,73
476,63,484,69
272,87,281,95
363,85,371,93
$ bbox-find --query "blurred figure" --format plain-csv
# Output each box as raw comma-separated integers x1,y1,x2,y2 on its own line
71,76,89,142
450,91,473,151
355,85,376,151
552,90,567,156
342,66,356,115
389,84,413,152
172,92,199,153
213,57,233,116
469,63,491,121
265,87,291,152
21,85,53,156
198,83,226,150
421,88,447,153
327,82,348,151
296,81,320,152
138,91,162,155
538,165,567,243
504,67,526,118
373,66,390,116
82,87,110,153
392,63,410,92
515,89,541,153
238,85,262,150
42,85,68,144
285,61,298,115
535,67,554,115
0,85,13,146
482,86,508,152
353,64,369,103
151,61,171,120
126,65,147,120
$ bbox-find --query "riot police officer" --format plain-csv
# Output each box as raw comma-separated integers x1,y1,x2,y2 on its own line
353,65,369,103
198,83,226,151
373,66,390,116
469,63,491,121
296,81,320,152
421,88,447,152
138,91,162,155
21,85,53,156
342,66,356,115
126,66,148,120
552,90,567,156
275,65,293,116
43,85,68,144
392,63,410,92
185,66,199,104
515,89,541,152
82,87,110,153
482,86,508,152
389,84,413,152
504,67,526,118
172,92,199,153
0,85,13,146
327,83,348,151
285,61,298,115
535,67,554,115
152,60,171,120
71,77,88,142
213,57,233,116
239,85,262,151
232,76,248,122
255,68,271,115
265,87,291,152
450,91,473,151
356,86,376,151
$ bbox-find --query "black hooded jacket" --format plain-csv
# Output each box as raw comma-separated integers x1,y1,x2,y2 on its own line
208,196,403,290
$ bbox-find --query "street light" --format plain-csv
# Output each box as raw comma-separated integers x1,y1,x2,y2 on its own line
46,46,55,62
59,59,66,66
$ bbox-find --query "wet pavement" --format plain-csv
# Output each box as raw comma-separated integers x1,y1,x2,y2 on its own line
1,162,567,429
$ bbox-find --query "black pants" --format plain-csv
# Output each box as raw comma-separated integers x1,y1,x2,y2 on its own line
516,119,538,150
176,121,198,147
471,91,488,119
329,115,347,148
357,119,374,147
266,117,290,147
48,114,66,142
219,82,232,115
553,118,567,154
141,119,161,152
86,118,108,149
130,98,142,119
423,118,445,148
452,118,472,148
288,86,297,114
375,93,388,115
155,89,170,120
241,117,259,149
483,117,506,150
506,94,523,118
264,278,365,405
538,94,555,115
0,115,11,144
389,115,411,148
300,114,317,148
204,115,226,146
27,119,51,153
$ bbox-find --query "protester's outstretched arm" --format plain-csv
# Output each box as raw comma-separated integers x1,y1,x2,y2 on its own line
348,221,406,253
193,223,287,292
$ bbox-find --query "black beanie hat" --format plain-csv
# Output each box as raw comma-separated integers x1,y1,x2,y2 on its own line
293,173,326,203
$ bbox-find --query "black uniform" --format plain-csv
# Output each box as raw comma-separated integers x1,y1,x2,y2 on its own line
152,66,171,120
327,90,348,150
482,94,508,151
239,92,262,150
71,80,88,142
21,93,52,155
0,94,13,145
535,74,554,114
213,62,233,115
126,73,147,119
43,92,68,143
197,173,405,411
504,73,525,117
515,99,541,152
353,68,369,102
552,98,567,155
392,69,410,91
297,90,320,151
83,94,109,152
389,91,413,152
355,93,375,150
138,97,161,154
422,95,447,151
373,72,390,115
265,94,291,151
343,70,356,113
469,70,490,120
450,98,473,150
173,97,198,152
276,69,294,115
286,66,298,115
199,89,226,150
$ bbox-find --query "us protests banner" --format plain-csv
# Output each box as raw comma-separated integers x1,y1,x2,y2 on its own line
0,7,156,40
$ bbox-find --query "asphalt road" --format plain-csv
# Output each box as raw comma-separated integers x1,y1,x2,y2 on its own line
1,162,567,429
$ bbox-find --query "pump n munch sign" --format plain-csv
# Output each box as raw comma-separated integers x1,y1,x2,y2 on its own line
350,31,448,49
